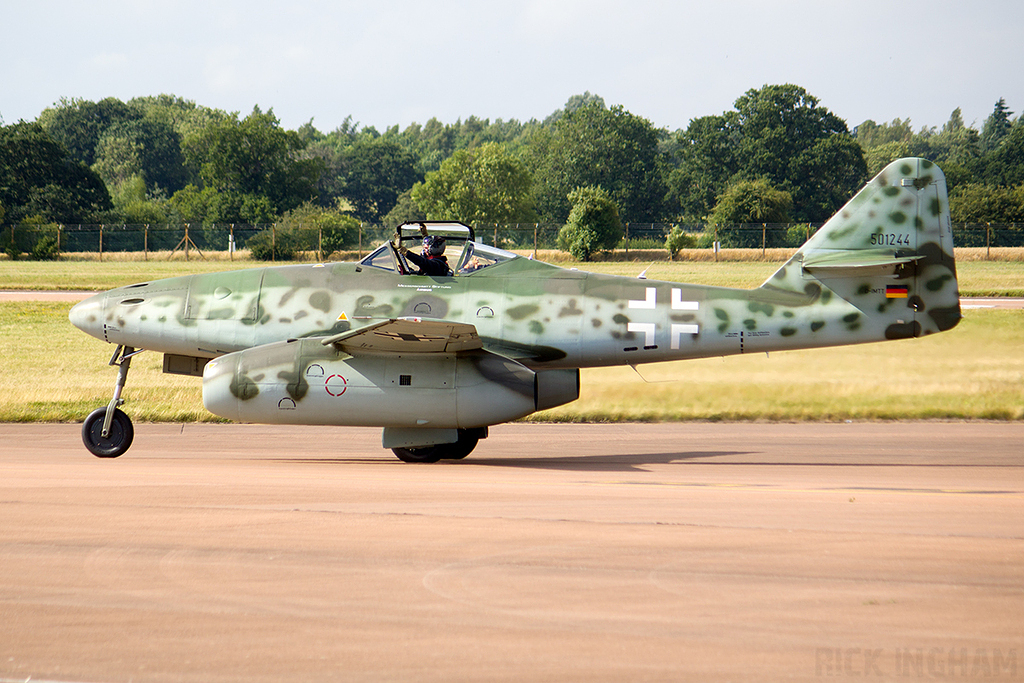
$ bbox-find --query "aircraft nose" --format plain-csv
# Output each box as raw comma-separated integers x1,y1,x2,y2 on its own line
69,293,107,340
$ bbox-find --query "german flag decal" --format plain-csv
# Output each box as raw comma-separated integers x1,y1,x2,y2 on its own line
886,285,909,298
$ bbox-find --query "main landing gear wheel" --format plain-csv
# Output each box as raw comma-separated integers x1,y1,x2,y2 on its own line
391,428,483,463
82,407,134,458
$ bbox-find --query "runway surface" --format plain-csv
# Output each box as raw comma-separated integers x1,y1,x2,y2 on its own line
1,422,1021,682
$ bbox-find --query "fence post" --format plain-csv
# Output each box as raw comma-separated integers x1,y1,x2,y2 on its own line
229,224,235,261
144,225,149,261
56,224,62,256
762,224,767,258
714,225,719,262
624,223,629,258
185,224,191,261
99,224,104,262
987,223,991,260
533,223,538,259
358,224,363,259
272,224,276,263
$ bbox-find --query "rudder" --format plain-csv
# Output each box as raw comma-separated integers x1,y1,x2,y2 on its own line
761,158,961,338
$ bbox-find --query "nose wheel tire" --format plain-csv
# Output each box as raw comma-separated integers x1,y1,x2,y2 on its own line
82,407,134,458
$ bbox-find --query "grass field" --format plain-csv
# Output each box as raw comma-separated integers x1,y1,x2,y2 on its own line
2,253,1023,295
1,302,1020,423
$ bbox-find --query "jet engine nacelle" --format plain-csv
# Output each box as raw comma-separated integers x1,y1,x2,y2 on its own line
202,338,579,429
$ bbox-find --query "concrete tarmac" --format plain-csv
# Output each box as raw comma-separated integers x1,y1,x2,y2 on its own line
1,422,1021,682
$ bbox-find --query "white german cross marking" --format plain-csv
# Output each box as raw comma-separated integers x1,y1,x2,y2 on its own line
627,288,700,349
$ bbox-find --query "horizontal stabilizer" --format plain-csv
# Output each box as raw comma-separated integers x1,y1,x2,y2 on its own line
321,318,483,354
802,249,924,274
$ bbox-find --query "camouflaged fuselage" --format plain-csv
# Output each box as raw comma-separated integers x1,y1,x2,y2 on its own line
71,157,960,374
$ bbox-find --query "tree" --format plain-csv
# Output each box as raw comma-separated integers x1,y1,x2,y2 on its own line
37,97,138,166
178,107,323,221
0,122,112,223
247,202,360,261
732,85,866,220
709,178,792,225
337,137,419,223
981,124,1024,187
556,186,622,261
169,184,275,226
981,98,1013,153
950,183,1024,223
666,114,739,220
412,142,535,223
530,100,669,223
669,85,866,223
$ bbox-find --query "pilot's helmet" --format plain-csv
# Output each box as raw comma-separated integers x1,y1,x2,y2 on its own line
424,236,446,256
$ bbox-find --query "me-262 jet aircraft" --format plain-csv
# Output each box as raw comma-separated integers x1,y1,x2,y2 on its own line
70,158,961,462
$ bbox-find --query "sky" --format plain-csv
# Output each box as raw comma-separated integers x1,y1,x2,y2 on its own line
3,0,1022,135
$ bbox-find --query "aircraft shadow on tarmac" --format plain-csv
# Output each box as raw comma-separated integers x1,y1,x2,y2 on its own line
280,451,751,472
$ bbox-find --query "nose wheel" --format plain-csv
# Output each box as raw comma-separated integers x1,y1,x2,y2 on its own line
82,406,134,457
82,345,142,458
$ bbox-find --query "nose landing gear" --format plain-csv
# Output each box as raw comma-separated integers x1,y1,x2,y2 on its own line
82,345,143,458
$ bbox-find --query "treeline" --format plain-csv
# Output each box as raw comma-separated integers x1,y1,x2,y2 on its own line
2,86,1023,240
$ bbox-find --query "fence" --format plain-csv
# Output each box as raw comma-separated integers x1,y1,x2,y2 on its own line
1,222,1021,261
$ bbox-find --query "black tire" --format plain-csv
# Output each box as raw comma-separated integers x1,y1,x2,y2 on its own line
391,429,481,463
82,407,134,458
392,445,444,463
441,429,481,460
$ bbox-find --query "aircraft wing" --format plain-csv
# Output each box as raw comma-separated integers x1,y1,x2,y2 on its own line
320,318,483,354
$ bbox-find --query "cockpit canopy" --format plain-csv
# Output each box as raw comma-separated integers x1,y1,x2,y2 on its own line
360,221,517,275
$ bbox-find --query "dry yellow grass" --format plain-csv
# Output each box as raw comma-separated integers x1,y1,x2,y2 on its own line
1,303,1020,423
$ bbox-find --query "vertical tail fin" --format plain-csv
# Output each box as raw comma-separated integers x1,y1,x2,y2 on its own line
761,158,961,338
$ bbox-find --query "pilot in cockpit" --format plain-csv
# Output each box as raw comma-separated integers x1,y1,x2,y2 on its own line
401,234,453,276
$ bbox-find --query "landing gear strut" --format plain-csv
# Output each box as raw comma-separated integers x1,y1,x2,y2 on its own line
391,427,486,463
82,345,142,458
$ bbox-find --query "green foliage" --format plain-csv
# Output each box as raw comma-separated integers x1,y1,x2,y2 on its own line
335,137,420,222
276,203,360,260
981,98,1014,153
246,226,296,261
0,122,112,224
665,114,738,221
981,124,1024,187
0,220,60,261
557,186,622,261
37,97,138,166
180,107,323,219
530,101,668,223
92,117,186,192
169,185,276,226
706,178,801,248
383,190,423,228
245,204,361,261
709,178,792,225
670,84,866,223
14,88,1024,242
664,226,696,260
950,183,1024,223
412,142,535,223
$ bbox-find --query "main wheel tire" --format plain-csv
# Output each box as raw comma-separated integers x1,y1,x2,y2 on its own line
82,407,134,458
440,429,481,460
392,445,444,463
391,429,482,463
